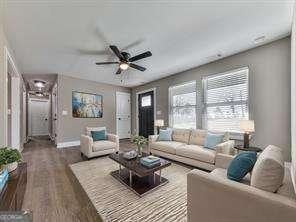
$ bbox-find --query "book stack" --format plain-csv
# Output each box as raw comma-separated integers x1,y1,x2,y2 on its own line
0,169,9,193
140,155,161,168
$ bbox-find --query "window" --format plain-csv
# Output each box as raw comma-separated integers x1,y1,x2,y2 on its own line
141,95,151,107
203,67,249,132
169,81,196,129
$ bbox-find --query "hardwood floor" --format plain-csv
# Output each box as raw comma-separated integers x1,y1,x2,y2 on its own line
22,136,102,222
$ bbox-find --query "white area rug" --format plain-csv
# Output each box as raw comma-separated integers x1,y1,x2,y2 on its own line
70,157,190,222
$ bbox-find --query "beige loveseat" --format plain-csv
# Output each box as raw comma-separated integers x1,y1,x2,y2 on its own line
80,127,119,159
187,145,296,222
148,129,235,171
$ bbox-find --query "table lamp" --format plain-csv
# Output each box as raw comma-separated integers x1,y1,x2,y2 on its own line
155,119,164,134
240,120,255,148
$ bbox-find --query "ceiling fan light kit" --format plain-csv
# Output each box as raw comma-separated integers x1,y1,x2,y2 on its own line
95,45,152,74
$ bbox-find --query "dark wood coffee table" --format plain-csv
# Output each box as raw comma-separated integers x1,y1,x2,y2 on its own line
109,152,171,197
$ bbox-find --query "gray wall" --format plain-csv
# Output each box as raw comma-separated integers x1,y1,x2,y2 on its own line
132,37,291,161
290,5,296,191
57,75,130,144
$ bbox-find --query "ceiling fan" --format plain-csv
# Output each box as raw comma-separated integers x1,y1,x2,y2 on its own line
95,45,152,74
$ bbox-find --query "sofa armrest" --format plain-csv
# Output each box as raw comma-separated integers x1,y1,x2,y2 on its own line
215,153,234,169
215,140,235,155
80,135,93,157
187,169,296,222
148,135,159,153
107,134,119,151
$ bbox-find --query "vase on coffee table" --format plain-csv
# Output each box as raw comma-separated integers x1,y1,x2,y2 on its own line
137,145,143,157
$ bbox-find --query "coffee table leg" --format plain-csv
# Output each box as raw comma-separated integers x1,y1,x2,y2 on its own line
129,170,132,186
153,172,156,184
159,170,162,182
119,164,121,176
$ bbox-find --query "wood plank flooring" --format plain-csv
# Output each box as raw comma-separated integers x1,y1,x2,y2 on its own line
22,136,103,222
21,136,145,222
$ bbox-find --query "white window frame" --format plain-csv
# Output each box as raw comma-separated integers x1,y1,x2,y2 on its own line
169,81,197,129
202,67,249,133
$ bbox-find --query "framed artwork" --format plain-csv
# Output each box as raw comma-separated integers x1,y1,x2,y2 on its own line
72,91,103,118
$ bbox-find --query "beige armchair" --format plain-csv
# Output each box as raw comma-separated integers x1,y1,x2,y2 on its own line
80,127,119,159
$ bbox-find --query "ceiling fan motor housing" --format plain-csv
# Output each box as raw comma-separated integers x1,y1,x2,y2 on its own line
121,51,131,61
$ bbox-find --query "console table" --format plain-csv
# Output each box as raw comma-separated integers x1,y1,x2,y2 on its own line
0,162,27,211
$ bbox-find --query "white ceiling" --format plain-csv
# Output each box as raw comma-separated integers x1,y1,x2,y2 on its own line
3,0,295,87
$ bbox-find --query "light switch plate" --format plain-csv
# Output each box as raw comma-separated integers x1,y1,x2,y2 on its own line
157,110,162,115
62,110,68,115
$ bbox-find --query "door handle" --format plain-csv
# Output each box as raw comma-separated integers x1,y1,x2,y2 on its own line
54,118,57,121
45,118,48,121
118,118,121,120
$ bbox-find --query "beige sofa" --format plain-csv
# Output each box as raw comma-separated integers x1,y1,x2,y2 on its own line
80,127,119,159
187,145,296,222
148,129,235,171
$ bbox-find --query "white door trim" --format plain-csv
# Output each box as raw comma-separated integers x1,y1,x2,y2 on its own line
116,91,131,139
4,46,22,150
135,87,156,135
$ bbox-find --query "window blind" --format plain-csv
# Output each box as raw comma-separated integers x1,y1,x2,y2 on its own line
204,68,249,132
169,81,197,129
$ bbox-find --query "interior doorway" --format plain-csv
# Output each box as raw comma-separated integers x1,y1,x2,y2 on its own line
137,89,155,138
28,98,50,137
116,92,131,139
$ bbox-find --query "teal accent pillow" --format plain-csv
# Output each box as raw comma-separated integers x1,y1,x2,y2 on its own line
91,130,107,141
158,129,172,141
204,133,224,149
227,151,257,182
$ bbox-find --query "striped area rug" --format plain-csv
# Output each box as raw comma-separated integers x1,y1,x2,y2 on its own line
70,157,190,222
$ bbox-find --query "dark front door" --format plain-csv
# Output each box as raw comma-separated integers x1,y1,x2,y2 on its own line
138,91,154,138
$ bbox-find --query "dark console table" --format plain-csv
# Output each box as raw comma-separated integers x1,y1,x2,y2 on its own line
0,162,27,211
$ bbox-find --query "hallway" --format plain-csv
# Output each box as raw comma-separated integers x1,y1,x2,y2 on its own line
21,137,102,222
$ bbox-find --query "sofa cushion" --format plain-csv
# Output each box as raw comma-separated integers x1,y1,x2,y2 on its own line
227,151,257,182
189,129,207,146
211,168,251,185
176,145,216,164
251,145,284,192
150,141,185,155
86,127,106,136
172,129,191,143
92,140,116,152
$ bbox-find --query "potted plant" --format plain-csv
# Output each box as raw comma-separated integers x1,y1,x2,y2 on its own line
131,135,148,157
0,147,22,173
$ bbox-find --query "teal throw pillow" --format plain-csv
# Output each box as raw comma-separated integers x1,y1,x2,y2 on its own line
91,130,107,141
204,133,224,149
158,129,172,141
227,151,257,182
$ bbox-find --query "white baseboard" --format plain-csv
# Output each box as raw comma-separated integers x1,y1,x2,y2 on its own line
57,140,80,148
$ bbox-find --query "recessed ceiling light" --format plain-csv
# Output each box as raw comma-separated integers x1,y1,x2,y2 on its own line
34,80,46,88
254,36,266,44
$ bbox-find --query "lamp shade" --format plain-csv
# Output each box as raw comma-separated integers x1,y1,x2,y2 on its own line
240,120,255,133
155,119,164,127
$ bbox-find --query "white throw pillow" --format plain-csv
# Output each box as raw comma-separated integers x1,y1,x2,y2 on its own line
250,145,284,192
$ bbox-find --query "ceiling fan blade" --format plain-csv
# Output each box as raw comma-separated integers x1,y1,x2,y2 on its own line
110,45,124,60
129,63,146,72
129,51,152,62
116,68,122,75
95,62,118,65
